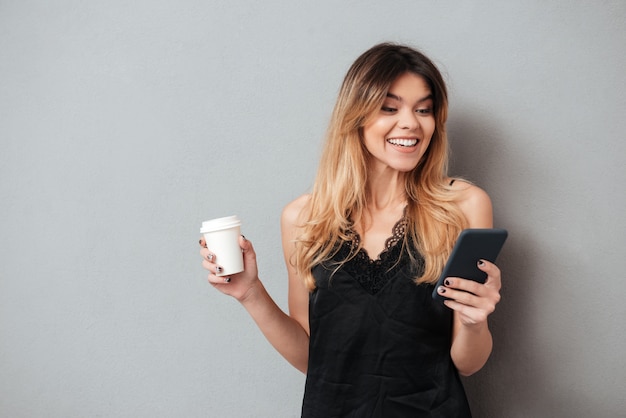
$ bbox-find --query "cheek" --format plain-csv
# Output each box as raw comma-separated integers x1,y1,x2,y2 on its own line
361,135,378,156
422,123,436,143
363,119,388,137
362,122,387,148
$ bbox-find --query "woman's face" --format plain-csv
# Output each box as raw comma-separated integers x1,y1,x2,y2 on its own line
362,72,436,175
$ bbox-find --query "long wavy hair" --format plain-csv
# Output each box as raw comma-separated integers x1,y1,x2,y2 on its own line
294,43,468,290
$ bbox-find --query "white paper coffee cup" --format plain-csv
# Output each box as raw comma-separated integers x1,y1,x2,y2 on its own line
200,215,244,276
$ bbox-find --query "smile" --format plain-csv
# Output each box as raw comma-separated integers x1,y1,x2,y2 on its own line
387,138,418,147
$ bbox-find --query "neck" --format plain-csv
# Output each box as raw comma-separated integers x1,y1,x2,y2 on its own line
366,170,407,211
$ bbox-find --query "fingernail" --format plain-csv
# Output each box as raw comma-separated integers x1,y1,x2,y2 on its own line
444,279,451,286
207,253,214,262
241,234,247,241
216,266,223,274
438,286,446,294
223,277,231,283
478,260,485,267
199,239,202,245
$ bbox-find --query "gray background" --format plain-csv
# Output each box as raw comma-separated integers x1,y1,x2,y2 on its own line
1,1,625,417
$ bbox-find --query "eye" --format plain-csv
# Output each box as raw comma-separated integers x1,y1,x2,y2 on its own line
416,107,433,115
381,106,397,113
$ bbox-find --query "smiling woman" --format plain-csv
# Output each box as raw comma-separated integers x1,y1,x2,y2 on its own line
200,43,500,417
362,72,436,174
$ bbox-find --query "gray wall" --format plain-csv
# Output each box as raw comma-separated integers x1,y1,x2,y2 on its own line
1,1,624,417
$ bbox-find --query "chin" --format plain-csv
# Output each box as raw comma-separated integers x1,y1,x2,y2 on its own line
395,162,421,172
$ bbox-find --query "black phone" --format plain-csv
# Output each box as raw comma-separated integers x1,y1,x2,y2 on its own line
431,228,508,303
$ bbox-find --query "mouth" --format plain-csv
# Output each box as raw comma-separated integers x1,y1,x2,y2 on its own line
386,138,419,147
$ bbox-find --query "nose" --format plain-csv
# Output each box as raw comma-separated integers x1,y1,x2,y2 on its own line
398,108,419,130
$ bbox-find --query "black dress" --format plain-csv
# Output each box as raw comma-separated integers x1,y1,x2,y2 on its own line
301,220,472,418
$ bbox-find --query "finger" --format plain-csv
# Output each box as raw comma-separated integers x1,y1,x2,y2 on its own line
204,262,230,281
199,247,216,263
442,277,484,297
201,258,216,271
437,285,481,307
442,288,494,317
440,276,501,307
478,259,501,287
239,234,251,252
240,235,257,262
199,237,207,248
207,272,232,284
202,258,225,274
444,300,489,324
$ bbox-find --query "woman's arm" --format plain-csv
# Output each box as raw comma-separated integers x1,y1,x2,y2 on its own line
440,182,502,376
199,196,311,373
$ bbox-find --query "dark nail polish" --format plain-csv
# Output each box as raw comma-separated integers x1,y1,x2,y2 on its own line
223,277,231,283
241,234,246,240
438,286,446,294
216,266,223,274
478,260,485,267
444,279,450,286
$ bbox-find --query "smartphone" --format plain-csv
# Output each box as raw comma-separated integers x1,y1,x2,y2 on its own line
431,228,508,303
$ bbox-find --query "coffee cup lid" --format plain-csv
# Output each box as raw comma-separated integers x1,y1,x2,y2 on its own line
200,215,241,233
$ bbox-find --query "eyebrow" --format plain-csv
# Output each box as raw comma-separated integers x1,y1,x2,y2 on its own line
386,93,433,103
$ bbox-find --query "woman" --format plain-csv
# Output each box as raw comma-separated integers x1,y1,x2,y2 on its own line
200,43,502,417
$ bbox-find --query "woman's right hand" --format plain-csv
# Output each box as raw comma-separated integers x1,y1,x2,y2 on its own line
199,235,260,302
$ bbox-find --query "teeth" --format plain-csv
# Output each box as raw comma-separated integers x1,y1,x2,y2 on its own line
387,138,418,147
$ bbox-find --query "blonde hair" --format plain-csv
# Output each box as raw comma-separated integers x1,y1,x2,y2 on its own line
295,43,468,290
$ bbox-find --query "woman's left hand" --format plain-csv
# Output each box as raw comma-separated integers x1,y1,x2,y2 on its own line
437,259,502,326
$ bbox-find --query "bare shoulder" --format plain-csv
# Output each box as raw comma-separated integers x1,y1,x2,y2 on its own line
449,179,493,228
281,194,311,231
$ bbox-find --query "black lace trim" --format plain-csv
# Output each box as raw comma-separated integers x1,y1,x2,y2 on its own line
332,215,409,295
